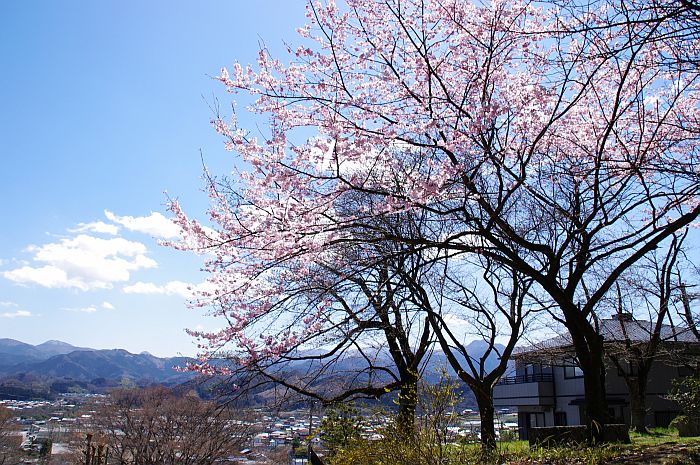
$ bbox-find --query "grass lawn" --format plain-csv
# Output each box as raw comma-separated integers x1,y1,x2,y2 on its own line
492,429,700,465
330,428,700,464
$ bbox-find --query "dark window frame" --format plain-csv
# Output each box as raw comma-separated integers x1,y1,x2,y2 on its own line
554,411,567,426
617,361,639,377
654,410,680,428
563,363,584,379
529,412,546,428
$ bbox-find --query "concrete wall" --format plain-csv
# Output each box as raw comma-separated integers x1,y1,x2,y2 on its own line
498,359,686,430
493,381,554,407
603,362,683,427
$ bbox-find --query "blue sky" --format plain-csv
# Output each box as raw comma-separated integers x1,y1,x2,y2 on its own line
0,1,309,357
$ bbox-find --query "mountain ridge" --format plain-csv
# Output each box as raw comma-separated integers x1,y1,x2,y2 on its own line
0,338,195,400
0,338,511,406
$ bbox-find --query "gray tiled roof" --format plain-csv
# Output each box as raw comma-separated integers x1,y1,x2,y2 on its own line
599,318,697,343
515,317,698,356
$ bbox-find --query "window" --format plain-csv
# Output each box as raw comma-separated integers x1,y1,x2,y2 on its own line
529,412,546,427
564,363,583,379
523,363,543,382
617,361,639,377
655,411,680,428
554,411,567,426
608,406,625,424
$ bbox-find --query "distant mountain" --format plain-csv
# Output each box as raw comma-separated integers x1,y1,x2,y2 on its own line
427,340,508,380
0,338,47,367
0,338,512,405
34,340,89,357
0,339,196,400
0,338,88,362
217,340,510,409
3,349,193,383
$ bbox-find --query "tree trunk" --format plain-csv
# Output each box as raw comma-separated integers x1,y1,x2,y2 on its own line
625,364,649,434
629,382,648,434
580,345,609,444
564,307,609,444
474,386,497,451
396,373,418,437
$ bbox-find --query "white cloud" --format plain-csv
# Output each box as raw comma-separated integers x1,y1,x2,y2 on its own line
68,221,119,235
1,310,32,318
123,280,209,299
64,301,115,314
123,281,167,295
65,306,99,313
104,210,181,239
3,265,87,289
1,234,157,291
442,314,470,327
0,301,18,308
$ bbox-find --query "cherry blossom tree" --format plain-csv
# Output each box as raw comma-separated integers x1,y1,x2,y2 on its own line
171,0,700,443
554,0,700,71
179,185,437,431
238,239,435,431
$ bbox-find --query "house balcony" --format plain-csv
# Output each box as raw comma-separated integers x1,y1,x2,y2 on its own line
493,373,554,407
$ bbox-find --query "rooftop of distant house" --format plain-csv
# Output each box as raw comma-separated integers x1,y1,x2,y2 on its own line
515,312,699,359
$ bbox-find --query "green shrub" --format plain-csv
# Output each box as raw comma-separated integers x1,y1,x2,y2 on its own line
329,370,476,465
667,372,700,436
668,373,700,422
320,403,363,455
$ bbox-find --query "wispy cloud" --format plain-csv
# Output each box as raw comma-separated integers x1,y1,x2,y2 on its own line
105,210,181,239
64,301,115,314
1,234,157,291
123,280,209,299
65,306,99,313
1,310,32,318
442,314,470,327
68,221,119,235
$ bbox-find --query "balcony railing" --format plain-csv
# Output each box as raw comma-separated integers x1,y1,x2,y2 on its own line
497,373,553,385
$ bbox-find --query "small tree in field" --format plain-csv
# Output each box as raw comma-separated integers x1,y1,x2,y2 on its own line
0,405,18,465
605,232,697,433
319,403,363,456
329,370,471,465
406,253,535,449
171,0,700,445
97,386,248,465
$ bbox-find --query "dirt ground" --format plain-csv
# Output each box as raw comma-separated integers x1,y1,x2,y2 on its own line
503,439,700,465
606,442,700,465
